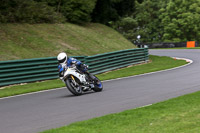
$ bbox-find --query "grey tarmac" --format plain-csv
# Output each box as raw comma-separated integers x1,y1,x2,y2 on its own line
0,49,200,133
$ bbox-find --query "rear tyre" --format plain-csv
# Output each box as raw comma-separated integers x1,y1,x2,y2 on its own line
92,75,103,92
66,77,82,96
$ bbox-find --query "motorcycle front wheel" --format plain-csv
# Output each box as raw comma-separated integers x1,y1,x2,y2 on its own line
65,77,82,96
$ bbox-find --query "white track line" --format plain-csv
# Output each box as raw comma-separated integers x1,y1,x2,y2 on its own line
0,57,193,100
0,88,65,100
138,104,153,109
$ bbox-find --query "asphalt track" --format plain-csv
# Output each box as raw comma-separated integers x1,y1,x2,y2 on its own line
0,49,200,133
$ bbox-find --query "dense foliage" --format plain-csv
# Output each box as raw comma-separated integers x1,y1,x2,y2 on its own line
92,0,136,24
0,0,134,24
160,0,200,42
0,0,65,23
0,0,138,24
1,0,200,42
37,0,97,23
113,0,200,43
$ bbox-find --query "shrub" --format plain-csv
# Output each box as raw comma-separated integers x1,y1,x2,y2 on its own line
0,0,65,23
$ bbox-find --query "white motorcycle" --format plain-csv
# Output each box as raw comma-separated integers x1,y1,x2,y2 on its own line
63,66,103,96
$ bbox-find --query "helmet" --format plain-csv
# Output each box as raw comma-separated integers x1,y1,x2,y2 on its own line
57,52,67,64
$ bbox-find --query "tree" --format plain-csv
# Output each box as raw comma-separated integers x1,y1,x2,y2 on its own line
113,17,138,42
132,0,168,43
0,0,65,23
92,0,118,24
113,0,200,43
61,0,97,23
160,0,200,42
113,0,166,43
113,0,135,17
92,0,136,24
38,0,97,24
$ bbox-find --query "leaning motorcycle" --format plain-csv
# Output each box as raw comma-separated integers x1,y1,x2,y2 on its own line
63,66,103,96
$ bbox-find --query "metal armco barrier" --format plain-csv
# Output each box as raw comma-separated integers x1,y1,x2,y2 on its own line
0,48,148,87
86,48,149,75
0,56,85,87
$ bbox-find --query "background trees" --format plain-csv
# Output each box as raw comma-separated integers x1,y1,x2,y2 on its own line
0,0,137,24
0,0,200,43
113,0,200,43
160,0,200,42
112,0,167,43
92,0,136,24
42,0,97,23
0,0,65,23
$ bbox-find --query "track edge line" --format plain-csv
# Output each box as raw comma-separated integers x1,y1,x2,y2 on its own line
0,57,193,100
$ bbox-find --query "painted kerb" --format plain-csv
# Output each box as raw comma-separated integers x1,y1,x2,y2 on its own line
0,48,148,87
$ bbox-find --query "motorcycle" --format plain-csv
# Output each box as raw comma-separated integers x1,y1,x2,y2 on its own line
63,66,103,96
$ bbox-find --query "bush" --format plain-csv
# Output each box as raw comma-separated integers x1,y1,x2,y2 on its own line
0,0,65,23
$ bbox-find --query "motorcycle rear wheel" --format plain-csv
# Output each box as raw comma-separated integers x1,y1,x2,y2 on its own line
92,75,103,92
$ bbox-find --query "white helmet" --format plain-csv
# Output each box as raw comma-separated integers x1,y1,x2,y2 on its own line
57,52,67,64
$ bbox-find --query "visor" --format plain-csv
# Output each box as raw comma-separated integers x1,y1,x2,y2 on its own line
58,57,66,63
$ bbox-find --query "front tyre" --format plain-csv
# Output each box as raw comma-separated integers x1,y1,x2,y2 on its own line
92,76,103,92
65,77,82,96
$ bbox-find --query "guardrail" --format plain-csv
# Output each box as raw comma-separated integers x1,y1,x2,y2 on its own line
86,48,148,74
0,48,148,87
0,56,85,87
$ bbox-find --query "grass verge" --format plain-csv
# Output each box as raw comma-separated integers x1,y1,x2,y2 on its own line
0,23,135,61
41,90,200,133
97,55,188,80
0,55,187,98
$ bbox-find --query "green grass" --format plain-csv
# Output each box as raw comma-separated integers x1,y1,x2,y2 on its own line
97,55,187,80
0,55,187,98
41,90,200,133
0,23,135,61
0,80,64,98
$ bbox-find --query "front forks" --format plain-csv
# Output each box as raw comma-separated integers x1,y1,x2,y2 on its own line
70,75,92,91
71,75,77,86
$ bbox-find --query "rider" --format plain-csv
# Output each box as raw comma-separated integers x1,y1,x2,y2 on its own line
57,52,98,84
